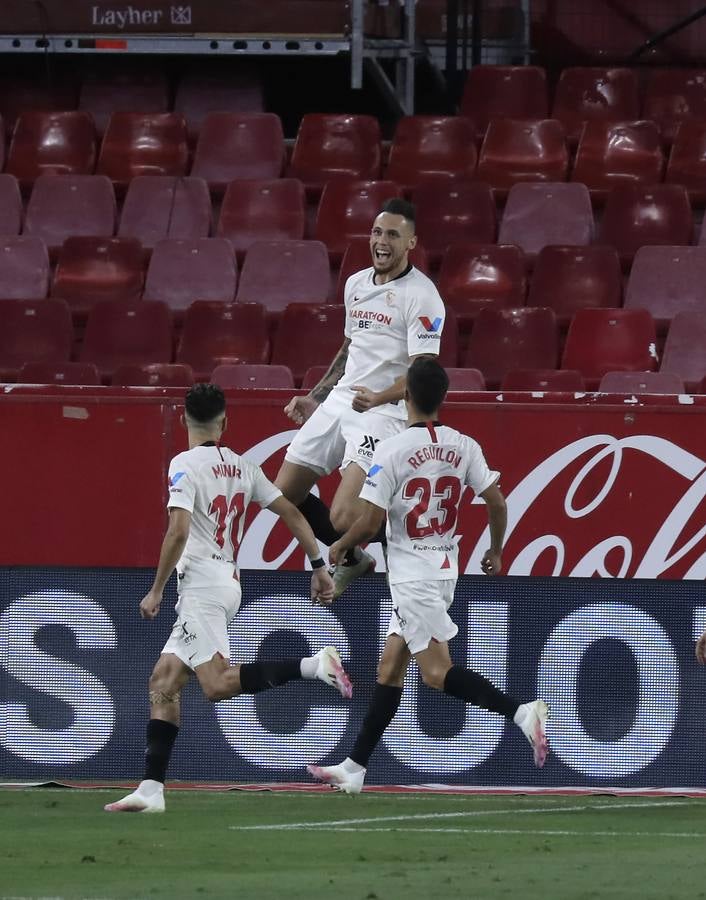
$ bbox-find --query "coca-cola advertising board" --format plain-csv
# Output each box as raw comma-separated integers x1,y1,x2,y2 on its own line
0,387,704,578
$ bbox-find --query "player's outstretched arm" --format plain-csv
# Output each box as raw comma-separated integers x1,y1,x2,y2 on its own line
284,338,351,424
140,508,192,619
330,501,386,566
267,495,335,604
478,481,507,576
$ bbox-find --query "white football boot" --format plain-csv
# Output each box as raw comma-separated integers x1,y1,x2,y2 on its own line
514,700,550,768
104,779,165,813
312,646,353,699
332,549,376,599
307,759,366,794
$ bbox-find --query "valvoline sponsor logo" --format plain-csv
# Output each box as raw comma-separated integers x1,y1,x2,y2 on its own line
418,316,443,333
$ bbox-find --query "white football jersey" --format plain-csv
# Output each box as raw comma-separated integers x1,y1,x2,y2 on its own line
360,422,499,584
166,443,281,584
328,265,446,419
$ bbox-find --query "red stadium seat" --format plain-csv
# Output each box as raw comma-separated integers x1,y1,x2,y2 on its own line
236,240,330,313
438,305,459,369
562,308,658,388
112,363,195,387
118,176,212,251
97,112,189,191
143,239,237,313
0,174,23,236
665,121,706,205
335,237,430,302
52,236,144,317
413,181,496,266
624,246,706,331
700,375,706,394
315,180,402,262
446,368,486,391
287,114,382,196
18,361,101,386
210,363,295,389
438,243,526,328
24,175,116,255
0,237,50,299
217,179,306,260
386,116,477,192
476,119,569,197
598,370,685,394
190,113,285,193
527,246,622,326
0,75,78,133
571,121,664,203
599,184,693,269
643,68,706,146
6,111,97,192
79,72,169,136
552,67,640,147
498,183,593,262
462,307,559,389
460,66,548,136
177,301,270,380
502,368,585,391
301,365,329,390
271,304,346,384
660,311,706,392
79,299,173,380
0,299,72,381
174,68,265,141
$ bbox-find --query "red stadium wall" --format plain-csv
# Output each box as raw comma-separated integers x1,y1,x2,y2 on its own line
2,386,704,577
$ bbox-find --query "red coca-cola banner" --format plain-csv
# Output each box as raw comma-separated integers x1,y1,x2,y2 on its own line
1,387,705,578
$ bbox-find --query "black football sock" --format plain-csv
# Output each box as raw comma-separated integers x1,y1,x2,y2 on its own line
239,659,302,694
144,719,179,784
297,494,341,546
349,682,403,768
443,666,520,719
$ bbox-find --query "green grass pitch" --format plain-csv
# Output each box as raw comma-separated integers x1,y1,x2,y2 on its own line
1,789,704,900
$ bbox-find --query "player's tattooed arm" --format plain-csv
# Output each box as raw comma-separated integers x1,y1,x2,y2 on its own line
309,338,351,403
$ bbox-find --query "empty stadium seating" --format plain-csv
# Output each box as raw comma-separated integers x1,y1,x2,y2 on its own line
143,238,237,312
437,243,526,327
287,114,382,195
552,67,640,146
6,111,97,192
527,246,622,326
118,176,212,251
665,121,706,204
642,68,706,145
0,174,24,236
476,119,569,197
270,304,346,384
460,66,549,135
659,311,706,391
190,112,285,192
211,363,295,389
624,246,706,330
0,299,73,381
174,69,265,141
598,371,685,394
562,308,658,388
79,72,169,135
462,307,559,389
0,237,50,300
217,179,306,259
177,301,270,380
315,180,402,261
301,365,328,390
501,369,585,391
18,361,101,386
236,240,330,312
414,181,497,265
386,116,477,192
112,363,195,387
498,183,593,261
97,112,189,190
79,300,173,380
446,368,486,391
24,175,116,255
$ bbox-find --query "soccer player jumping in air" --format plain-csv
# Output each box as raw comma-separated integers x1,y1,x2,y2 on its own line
308,359,549,793
105,384,351,813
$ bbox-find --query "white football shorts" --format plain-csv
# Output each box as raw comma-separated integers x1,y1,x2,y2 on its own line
285,399,404,476
386,579,458,655
161,583,241,669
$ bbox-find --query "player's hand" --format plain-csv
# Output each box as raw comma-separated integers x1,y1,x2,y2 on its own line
696,631,706,664
284,395,318,425
481,550,502,576
351,385,380,412
329,540,345,567
140,590,162,620
311,567,335,606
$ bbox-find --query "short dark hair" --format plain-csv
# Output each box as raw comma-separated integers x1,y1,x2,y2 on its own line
380,197,416,229
185,383,226,424
406,358,449,416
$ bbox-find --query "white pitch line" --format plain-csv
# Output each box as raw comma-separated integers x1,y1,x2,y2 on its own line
317,827,705,838
229,799,697,831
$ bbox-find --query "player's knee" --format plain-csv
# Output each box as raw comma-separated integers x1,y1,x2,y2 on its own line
420,664,448,691
201,679,227,703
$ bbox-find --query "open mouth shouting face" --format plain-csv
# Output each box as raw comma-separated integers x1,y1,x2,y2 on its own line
369,211,417,281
